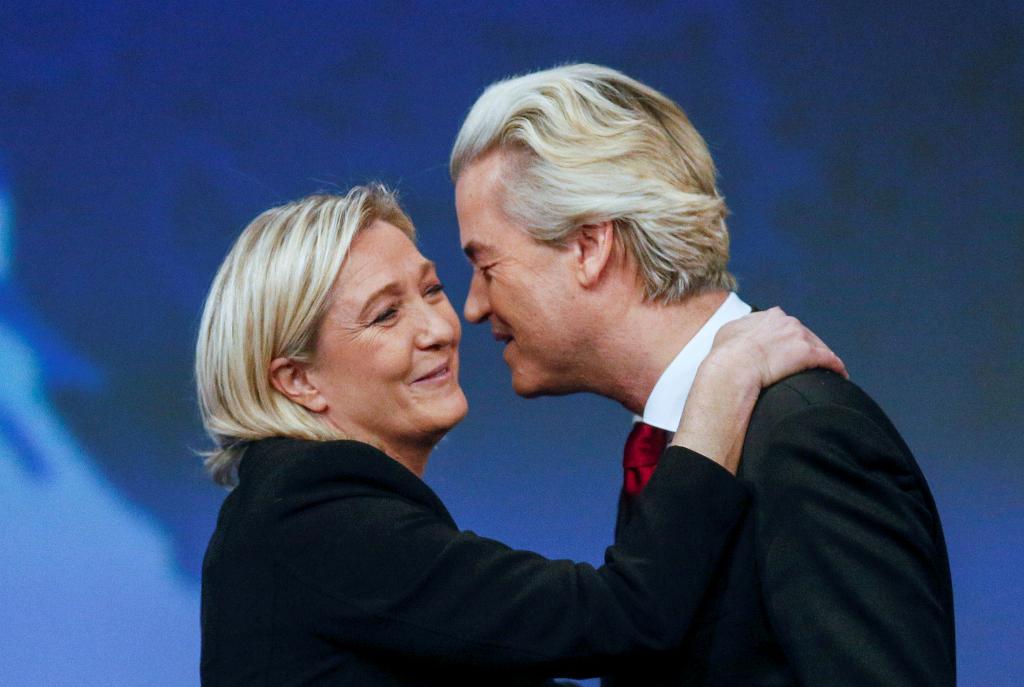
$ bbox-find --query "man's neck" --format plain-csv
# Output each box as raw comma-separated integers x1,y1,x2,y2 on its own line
586,290,730,416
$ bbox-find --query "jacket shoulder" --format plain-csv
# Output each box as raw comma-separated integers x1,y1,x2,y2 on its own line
234,438,452,522
748,368,894,432
740,369,916,484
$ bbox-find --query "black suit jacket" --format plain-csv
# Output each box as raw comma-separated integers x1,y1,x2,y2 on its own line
200,437,750,686
605,369,955,686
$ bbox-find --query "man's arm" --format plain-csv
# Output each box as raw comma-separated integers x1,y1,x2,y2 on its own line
755,404,954,686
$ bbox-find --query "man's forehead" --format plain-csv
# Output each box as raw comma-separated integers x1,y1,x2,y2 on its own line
456,150,508,217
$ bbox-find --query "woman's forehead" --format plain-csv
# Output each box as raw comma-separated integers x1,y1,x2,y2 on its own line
331,227,434,310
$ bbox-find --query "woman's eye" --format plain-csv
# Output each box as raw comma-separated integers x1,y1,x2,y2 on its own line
371,308,398,325
425,282,445,296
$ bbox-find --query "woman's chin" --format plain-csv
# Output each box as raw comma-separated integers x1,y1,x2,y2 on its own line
432,388,469,435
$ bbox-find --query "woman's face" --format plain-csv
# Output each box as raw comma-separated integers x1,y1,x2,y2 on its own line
305,220,468,459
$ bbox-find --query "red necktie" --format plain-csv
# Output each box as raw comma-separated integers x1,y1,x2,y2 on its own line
622,422,669,498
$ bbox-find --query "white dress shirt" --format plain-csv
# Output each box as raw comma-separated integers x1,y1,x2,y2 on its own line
640,292,752,432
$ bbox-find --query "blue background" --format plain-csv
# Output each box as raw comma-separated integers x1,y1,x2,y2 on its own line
1,2,1021,684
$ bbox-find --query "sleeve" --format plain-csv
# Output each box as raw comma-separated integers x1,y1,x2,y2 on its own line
270,446,748,675
754,405,955,687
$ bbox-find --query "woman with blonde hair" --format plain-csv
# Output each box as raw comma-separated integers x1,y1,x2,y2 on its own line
197,185,843,685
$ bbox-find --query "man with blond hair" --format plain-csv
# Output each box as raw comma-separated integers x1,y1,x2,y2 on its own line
450,64,955,686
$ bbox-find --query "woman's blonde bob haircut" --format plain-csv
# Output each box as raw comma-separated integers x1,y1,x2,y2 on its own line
450,63,736,302
195,186,415,486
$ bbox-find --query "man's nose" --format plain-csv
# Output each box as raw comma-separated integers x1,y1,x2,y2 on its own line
463,271,490,324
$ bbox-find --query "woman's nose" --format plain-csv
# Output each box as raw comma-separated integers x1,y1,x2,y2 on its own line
414,302,456,349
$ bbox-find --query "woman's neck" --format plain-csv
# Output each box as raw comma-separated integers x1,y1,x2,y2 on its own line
352,430,437,478
384,441,432,478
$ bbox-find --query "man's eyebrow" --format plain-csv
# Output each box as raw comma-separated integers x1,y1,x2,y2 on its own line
462,241,486,262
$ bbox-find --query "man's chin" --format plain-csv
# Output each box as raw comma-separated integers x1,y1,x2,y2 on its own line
512,383,545,399
509,369,567,399
509,369,542,398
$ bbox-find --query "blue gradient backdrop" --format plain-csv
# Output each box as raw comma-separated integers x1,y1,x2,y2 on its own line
2,2,1021,685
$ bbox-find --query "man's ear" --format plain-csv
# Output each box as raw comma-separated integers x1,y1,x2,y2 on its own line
570,220,616,289
269,357,328,413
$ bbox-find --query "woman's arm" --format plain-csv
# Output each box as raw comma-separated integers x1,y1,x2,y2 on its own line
674,307,846,473
270,441,746,677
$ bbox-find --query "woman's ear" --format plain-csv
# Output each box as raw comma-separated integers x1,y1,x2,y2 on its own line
269,357,328,413
570,220,616,289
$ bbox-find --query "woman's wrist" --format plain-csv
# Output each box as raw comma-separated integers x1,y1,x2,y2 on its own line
672,350,761,474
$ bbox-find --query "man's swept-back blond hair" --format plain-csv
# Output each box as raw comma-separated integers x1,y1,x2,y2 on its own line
195,185,415,486
450,63,736,302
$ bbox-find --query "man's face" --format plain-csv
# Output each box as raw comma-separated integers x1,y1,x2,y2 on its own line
455,150,582,397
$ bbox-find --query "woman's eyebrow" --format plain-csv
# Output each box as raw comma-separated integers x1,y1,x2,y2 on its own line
357,282,403,321
357,261,438,320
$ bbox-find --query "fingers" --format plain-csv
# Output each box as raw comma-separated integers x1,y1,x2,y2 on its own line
801,339,848,379
777,316,847,382
710,308,848,387
799,327,849,379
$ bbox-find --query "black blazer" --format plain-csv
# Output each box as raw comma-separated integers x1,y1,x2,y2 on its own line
200,437,750,686
605,369,956,686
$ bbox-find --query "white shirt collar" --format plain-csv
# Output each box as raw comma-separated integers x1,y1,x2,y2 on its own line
641,293,752,432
